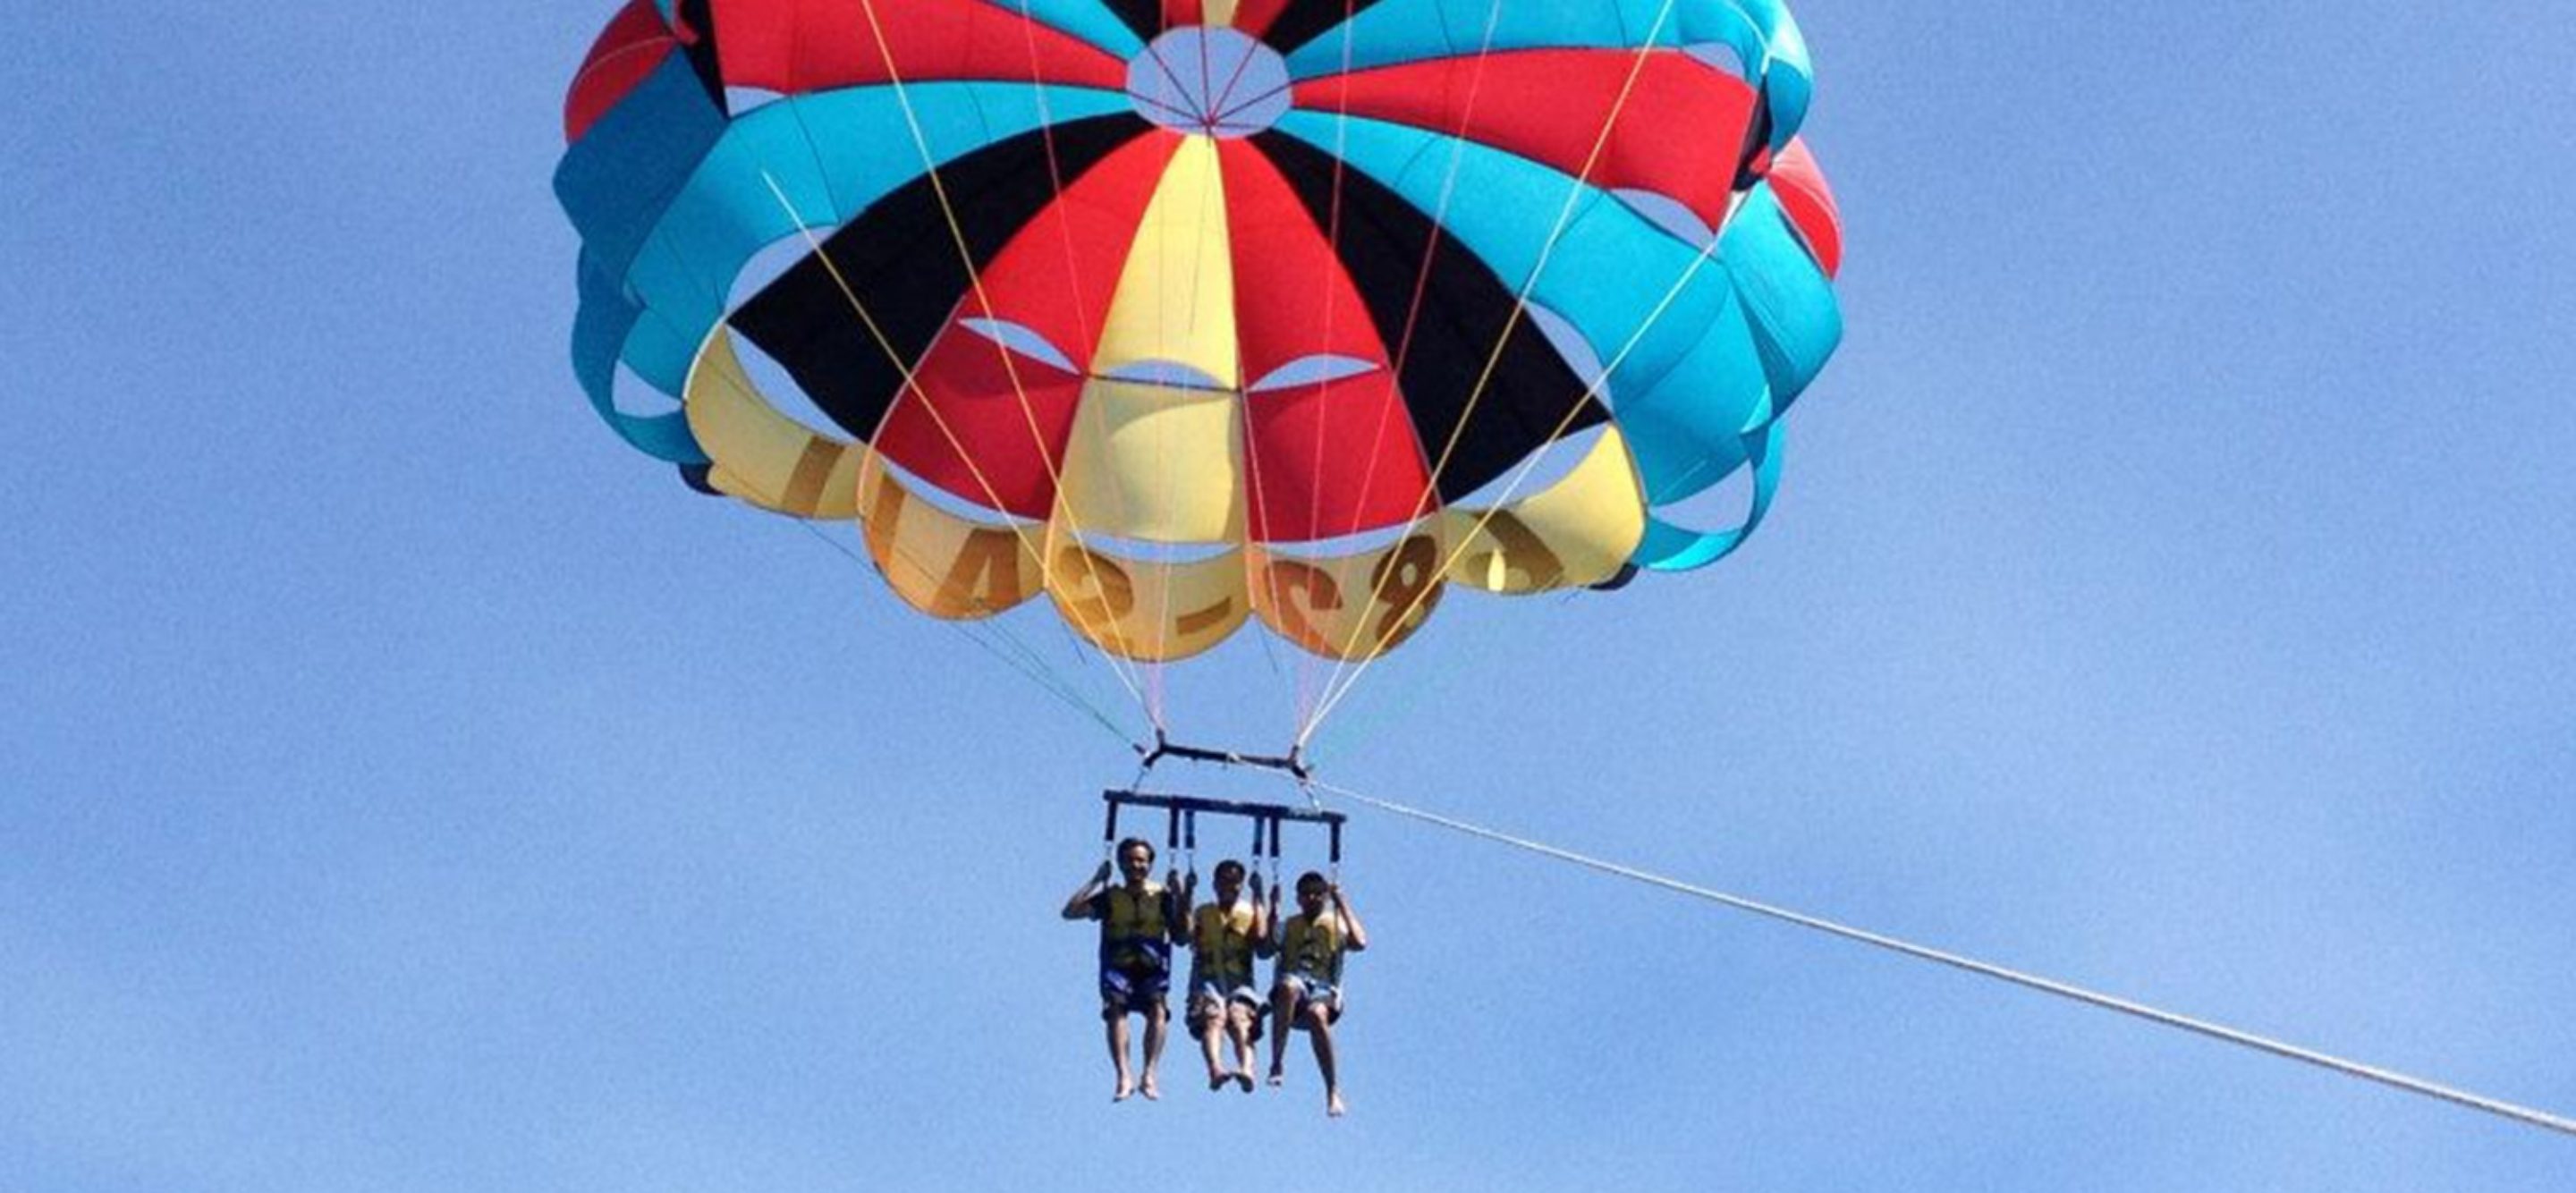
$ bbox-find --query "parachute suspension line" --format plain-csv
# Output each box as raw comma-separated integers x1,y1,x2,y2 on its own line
1010,0,1100,379
959,4,1162,739
1147,153,1214,728
1204,126,1302,741
844,0,1168,728
762,467,1134,742
1308,779,2576,1140
780,510,1139,746
1426,0,1683,487
1004,2,1157,715
1301,182,1741,746
705,419,1141,748
753,180,1156,728
1233,377,1309,744
753,173,1158,730
1251,591,1301,741
1294,631,1503,770
1290,0,1513,723
1301,0,1683,742
1092,0,1190,737
1261,0,1372,738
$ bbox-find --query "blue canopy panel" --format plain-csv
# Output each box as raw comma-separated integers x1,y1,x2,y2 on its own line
1268,106,1836,571
556,57,726,462
555,72,1131,463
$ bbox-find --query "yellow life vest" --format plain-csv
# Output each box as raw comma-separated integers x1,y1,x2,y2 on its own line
1278,911,1346,984
1099,883,1171,974
1191,899,1260,984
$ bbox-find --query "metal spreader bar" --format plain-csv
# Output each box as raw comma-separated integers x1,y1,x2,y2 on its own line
1134,732,1312,781
1102,790,1347,865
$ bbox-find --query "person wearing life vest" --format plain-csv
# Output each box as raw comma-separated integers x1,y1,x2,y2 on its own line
1174,859,1270,1093
1062,837,1177,1101
1267,871,1369,1117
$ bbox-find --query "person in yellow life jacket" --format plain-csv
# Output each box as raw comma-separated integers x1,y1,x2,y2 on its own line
1174,859,1270,1093
1267,870,1368,1117
1061,837,1176,1101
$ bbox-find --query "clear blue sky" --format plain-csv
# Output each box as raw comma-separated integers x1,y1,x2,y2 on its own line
6,3,2573,1189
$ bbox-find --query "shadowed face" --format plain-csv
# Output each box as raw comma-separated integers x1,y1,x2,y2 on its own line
1119,842,1155,883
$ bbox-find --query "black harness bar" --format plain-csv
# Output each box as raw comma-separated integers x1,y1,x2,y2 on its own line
1102,790,1346,865
1133,732,1312,782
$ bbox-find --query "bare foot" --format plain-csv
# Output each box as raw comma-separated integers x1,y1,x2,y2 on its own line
1235,1070,1256,1093
1326,1091,1347,1118
1139,1075,1160,1101
1113,1079,1134,1102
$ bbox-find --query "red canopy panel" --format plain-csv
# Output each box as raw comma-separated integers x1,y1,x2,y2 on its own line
711,0,1130,97
1293,48,1756,230
1218,140,1390,382
1242,370,1432,542
1222,140,1431,542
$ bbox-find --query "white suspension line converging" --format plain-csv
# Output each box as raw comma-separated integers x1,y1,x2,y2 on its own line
777,517,1140,747
1307,779,2576,1140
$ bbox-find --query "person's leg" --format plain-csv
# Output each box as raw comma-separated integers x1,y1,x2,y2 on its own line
1226,1003,1258,1091
1139,1001,1168,1099
1267,983,1296,1085
1196,998,1229,1088
1105,1007,1134,1101
1303,1001,1344,1117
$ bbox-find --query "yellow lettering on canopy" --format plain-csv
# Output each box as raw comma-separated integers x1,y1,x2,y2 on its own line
1250,525,1445,661
861,463,907,563
684,326,862,519
858,456,1044,621
1364,535,1444,654
1053,543,1138,639
1174,596,1237,637
1455,510,1566,591
1046,529,1250,662
1445,427,1647,592
1259,558,1343,656
932,530,1028,616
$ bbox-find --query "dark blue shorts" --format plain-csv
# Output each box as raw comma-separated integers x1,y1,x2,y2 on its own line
1100,965,1169,1017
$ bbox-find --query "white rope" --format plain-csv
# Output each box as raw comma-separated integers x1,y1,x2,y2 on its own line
1308,778,2576,1140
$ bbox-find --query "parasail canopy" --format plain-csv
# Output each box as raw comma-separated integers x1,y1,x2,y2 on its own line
556,0,1844,665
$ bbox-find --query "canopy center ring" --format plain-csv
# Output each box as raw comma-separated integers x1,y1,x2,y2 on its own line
1125,26,1292,138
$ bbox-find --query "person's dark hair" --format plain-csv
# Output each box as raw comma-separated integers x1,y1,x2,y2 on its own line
1295,870,1327,895
1117,837,1156,865
1213,859,1247,883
